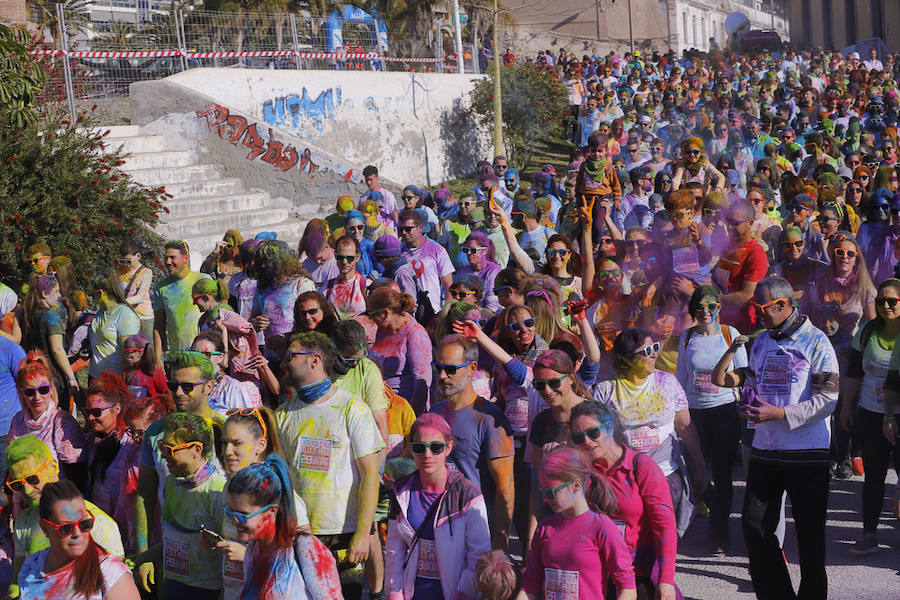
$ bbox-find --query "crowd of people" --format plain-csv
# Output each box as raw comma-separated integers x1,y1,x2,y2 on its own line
1,42,900,600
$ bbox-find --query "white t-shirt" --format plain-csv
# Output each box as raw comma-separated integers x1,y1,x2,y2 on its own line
402,240,455,314
19,549,130,599
276,388,385,535
676,325,748,410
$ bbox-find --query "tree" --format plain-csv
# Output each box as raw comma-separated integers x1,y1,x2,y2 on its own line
0,24,46,128
469,62,568,171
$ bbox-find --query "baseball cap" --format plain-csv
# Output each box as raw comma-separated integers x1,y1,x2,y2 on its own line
789,194,815,210
373,235,402,258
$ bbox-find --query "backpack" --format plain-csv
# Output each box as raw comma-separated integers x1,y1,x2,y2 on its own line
858,319,878,354
683,324,732,349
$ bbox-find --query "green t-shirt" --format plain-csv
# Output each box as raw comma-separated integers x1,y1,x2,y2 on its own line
332,358,390,414
152,271,210,352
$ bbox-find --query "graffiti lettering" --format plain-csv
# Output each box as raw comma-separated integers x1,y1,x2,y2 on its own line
196,103,317,177
262,87,342,132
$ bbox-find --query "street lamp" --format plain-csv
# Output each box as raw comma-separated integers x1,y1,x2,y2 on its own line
492,0,503,157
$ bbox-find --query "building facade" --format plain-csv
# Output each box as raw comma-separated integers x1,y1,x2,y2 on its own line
789,0,899,50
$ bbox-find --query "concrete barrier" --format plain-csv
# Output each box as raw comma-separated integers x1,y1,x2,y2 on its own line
131,68,490,186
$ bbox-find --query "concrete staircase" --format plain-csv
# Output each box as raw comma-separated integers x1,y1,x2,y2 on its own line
104,125,307,269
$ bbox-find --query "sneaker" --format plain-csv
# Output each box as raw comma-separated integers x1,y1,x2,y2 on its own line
833,461,852,479
849,532,879,556
851,456,865,476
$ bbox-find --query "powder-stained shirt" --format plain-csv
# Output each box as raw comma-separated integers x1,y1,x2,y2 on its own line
89,303,141,377
14,501,123,559
402,240,455,314
332,358,390,415
276,388,385,535
8,404,86,465
252,276,316,362
370,318,433,411
152,271,211,353
240,534,340,600
19,549,130,599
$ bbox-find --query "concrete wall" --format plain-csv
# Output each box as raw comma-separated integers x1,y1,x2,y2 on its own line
135,68,490,187
789,0,900,50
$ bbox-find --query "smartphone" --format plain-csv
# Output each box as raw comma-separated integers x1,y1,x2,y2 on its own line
200,526,224,544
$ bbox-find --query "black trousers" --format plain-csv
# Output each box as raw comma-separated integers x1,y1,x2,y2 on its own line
691,402,741,538
858,407,900,533
742,456,830,600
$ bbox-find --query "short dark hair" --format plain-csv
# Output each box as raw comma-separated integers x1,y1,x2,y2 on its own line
164,240,189,255
362,165,379,178
397,209,423,227
330,319,367,355
287,331,337,373
119,240,140,255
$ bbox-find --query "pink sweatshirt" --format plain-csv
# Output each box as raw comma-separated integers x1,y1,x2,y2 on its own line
522,510,635,599
596,445,677,585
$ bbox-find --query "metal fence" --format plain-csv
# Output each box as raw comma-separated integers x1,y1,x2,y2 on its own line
36,4,474,122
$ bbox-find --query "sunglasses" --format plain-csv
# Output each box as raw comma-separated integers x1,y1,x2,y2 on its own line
848,187,862,193
398,226,419,234
191,294,210,304
22,384,51,398
600,237,615,245
546,249,570,258
25,257,48,265
571,425,605,445
834,248,857,258
336,349,366,369
431,360,473,375
42,514,95,538
166,380,208,394
633,341,661,357
7,458,52,492
781,240,804,249
449,290,476,300
157,440,203,456
790,206,809,213
817,215,841,223
626,239,647,247
297,307,321,317
347,224,365,231
533,374,569,393
197,350,223,359
411,441,449,455
459,201,480,208
696,302,720,313
225,504,276,526
507,318,536,332
669,210,690,219
335,255,357,263
702,208,718,216
539,480,573,500
597,269,622,279
752,297,788,312
685,149,701,155
225,407,268,439
493,286,513,296
401,195,418,201
80,403,117,419
115,257,134,266
462,247,486,255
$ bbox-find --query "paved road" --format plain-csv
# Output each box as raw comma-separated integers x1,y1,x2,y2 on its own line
675,468,900,600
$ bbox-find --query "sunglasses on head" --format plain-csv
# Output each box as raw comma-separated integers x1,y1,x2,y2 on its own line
166,380,207,394
22,384,51,398
80,403,116,419
7,458,52,492
411,441,448,455
431,360,473,375
507,318,535,332
632,341,660,357
540,480,573,500
225,504,276,526
225,407,268,438
533,374,569,393
834,248,857,258
571,425,605,445
42,514,94,538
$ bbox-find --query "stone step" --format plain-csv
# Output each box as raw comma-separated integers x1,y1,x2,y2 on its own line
183,218,307,270
125,164,221,187
164,191,269,219
162,178,245,200
158,205,291,239
105,134,168,155
121,150,195,171
97,125,142,138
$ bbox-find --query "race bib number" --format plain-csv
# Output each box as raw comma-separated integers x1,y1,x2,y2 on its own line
713,267,730,290
694,370,719,394
298,436,333,473
760,352,791,394
626,425,661,452
164,537,190,577
505,397,530,435
224,557,244,581
544,568,579,600
672,246,701,275
416,540,440,579
612,518,627,538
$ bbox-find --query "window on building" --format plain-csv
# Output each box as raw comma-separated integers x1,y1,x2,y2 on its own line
683,12,689,45
823,0,832,48
802,0,811,45
845,0,856,44
870,0,883,39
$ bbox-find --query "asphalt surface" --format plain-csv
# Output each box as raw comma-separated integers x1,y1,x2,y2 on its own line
674,467,900,600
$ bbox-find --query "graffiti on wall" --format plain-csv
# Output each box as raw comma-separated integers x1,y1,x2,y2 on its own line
262,87,343,132
196,103,319,177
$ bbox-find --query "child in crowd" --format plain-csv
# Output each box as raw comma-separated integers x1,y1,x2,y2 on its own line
476,550,519,600
121,334,168,401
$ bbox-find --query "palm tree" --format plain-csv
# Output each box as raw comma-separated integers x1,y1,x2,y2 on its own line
30,0,94,50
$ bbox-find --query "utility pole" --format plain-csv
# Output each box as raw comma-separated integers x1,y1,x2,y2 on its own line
627,0,634,54
451,0,465,73
492,0,503,156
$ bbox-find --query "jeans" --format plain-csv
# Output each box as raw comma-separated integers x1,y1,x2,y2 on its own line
512,442,531,546
691,403,740,539
742,456,830,600
858,407,900,533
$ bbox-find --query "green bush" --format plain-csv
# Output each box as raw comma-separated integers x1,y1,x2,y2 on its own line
0,113,167,290
469,63,569,171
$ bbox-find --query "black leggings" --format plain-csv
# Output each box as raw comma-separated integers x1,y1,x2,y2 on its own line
690,402,741,537
858,407,900,533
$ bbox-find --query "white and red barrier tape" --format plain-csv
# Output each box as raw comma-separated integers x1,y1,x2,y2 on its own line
30,48,442,62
